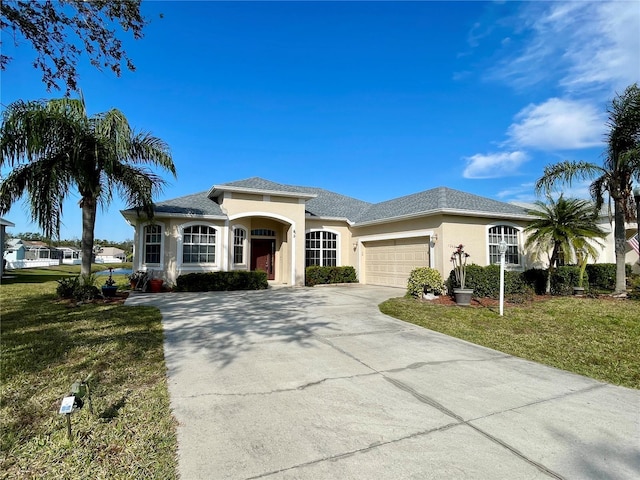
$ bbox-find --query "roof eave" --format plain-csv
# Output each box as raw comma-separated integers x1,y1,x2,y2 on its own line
208,184,317,200
305,214,354,226
353,208,531,227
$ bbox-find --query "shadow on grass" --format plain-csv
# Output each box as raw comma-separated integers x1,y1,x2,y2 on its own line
99,396,127,421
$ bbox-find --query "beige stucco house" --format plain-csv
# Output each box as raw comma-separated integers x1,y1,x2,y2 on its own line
121,177,639,287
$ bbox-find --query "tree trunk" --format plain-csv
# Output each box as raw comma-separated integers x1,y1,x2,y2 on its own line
80,196,97,282
613,199,627,294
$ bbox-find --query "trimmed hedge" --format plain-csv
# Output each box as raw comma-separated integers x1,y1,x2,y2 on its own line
585,263,616,291
175,271,268,292
305,266,358,287
406,267,445,298
446,264,532,300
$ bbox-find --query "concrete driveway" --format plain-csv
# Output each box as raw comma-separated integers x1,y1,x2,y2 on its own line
126,285,639,479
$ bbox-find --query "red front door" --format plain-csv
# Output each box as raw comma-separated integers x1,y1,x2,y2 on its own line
251,239,275,280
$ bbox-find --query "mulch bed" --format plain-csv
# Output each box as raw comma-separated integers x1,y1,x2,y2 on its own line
422,293,627,307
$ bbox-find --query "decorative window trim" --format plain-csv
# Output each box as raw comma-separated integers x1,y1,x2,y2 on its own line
177,221,220,269
305,229,340,267
486,223,522,268
140,221,165,270
232,226,247,265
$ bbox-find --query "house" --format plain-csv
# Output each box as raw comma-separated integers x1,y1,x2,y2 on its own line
95,246,126,264
121,177,639,288
0,217,15,277
4,239,61,269
58,246,82,265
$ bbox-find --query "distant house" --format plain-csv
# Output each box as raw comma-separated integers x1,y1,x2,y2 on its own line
4,239,61,269
1,217,15,277
58,246,82,265
95,246,126,264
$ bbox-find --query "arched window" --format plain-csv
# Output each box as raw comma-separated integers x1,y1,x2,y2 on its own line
488,225,520,265
306,231,338,267
183,225,216,264
233,227,246,264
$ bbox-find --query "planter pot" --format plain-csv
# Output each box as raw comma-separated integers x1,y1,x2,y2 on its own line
101,286,118,298
573,287,585,296
149,279,163,293
453,288,473,306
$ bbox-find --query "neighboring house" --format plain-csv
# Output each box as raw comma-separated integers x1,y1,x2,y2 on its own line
121,177,549,287
1,217,15,277
58,246,82,265
4,239,61,269
95,246,126,264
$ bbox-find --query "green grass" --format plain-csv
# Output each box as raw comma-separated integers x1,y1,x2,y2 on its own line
0,266,177,479
379,296,640,389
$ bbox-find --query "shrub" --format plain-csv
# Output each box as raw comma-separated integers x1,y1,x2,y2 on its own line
56,275,101,301
522,269,548,295
585,263,616,291
305,266,358,287
446,264,533,300
628,274,640,300
74,285,101,301
56,276,80,298
406,267,445,298
550,266,582,296
174,271,268,292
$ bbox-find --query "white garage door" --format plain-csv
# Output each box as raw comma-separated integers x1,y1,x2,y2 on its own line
363,237,430,288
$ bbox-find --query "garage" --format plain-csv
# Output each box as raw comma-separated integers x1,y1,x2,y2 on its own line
363,237,430,288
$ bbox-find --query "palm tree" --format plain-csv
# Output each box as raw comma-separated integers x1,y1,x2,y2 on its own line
0,97,176,280
536,83,640,294
524,196,607,294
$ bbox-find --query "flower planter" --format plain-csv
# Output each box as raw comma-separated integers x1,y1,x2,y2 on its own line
101,285,118,298
453,288,473,306
149,279,163,293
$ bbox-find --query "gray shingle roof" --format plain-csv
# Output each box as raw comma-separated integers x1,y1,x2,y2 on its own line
216,177,372,220
354,187,529,223
123,178,529,223
122,191,224,217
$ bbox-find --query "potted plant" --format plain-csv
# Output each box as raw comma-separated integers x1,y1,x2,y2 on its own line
573,248,588,296
451,244,473,306
128,270,147,290
101,267,118,297
148,272,164,293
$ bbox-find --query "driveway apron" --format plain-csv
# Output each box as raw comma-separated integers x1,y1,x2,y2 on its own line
126,286,640,480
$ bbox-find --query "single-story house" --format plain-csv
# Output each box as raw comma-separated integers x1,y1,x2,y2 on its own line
95,246,126,264
121,177,639,288
0,217,15,277
4,239,62,269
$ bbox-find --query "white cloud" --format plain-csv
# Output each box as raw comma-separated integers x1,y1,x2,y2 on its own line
488,1,639,94
506,98,605,150
463,151,528,179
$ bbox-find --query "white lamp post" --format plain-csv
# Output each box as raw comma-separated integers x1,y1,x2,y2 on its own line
499,240,508,316
634,186,640,265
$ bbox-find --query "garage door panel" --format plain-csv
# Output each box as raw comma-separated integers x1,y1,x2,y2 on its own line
363,237,430,288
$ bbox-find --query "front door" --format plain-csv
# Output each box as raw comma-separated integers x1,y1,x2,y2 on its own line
251,239,275,280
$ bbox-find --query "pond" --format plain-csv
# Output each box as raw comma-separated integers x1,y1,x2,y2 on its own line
96,268,133,276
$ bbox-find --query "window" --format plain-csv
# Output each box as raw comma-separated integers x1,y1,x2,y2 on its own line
144,225,162,264
306,231,337,267
182,225,216,263
488,225,520,265
233,228,246,264
251,229,276,237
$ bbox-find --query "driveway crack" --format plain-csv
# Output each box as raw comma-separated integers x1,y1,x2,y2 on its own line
244,422,461,479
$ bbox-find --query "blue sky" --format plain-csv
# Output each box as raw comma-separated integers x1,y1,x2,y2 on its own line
2,1,639,241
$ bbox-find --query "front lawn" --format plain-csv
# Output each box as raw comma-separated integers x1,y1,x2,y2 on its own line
0,266,177,479
379,296,640,389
